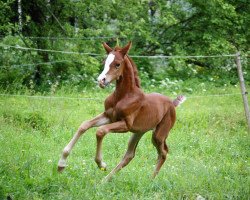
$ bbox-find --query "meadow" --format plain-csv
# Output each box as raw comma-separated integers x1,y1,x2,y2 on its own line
0,85,249,200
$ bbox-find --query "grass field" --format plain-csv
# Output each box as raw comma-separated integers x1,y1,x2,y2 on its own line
0,85,249,199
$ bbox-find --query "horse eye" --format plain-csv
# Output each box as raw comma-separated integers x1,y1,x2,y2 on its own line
115,64,120,69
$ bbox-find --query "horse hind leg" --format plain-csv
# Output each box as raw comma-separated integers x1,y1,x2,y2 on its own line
151,110,175,178
152,135,168,178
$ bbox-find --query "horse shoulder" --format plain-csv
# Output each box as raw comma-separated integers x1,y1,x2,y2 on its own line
115,92,144,119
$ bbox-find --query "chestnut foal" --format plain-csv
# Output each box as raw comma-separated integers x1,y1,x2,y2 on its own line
58,41,186,181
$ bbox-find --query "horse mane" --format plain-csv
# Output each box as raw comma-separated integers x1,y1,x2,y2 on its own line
126,55,141,88
114,47,141,88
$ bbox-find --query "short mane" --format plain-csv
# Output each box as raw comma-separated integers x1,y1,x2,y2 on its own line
126,55,141,88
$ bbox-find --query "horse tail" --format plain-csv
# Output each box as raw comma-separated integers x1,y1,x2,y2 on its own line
173,95,186,107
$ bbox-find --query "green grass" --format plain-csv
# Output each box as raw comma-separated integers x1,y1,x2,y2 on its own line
0,85,249,200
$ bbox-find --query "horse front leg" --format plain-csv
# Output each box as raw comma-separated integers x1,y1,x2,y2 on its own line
103,132,144,182
58,113,110,172
94,120,129,172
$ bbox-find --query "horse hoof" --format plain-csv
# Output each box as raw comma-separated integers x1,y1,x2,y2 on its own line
98,162,107,171
58,166,65,172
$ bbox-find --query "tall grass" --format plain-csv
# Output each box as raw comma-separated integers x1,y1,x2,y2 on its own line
0,86,249,199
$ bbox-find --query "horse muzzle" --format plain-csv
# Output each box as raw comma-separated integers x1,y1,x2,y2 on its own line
98,78,109,89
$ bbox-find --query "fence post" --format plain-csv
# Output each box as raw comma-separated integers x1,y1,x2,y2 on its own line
235,52,250,132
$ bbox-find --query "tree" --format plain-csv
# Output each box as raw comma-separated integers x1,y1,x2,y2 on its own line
0,0,249,90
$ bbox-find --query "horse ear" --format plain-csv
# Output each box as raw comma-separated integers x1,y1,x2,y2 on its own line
102,42,113,54
120,41,132,57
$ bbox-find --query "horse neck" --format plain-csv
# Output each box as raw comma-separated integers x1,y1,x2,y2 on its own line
126,56,141,88
115,56,138,98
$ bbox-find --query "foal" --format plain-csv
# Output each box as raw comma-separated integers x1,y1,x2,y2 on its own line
58,41,186,181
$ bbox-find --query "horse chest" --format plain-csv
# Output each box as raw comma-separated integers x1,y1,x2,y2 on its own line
104,104,125,122
104,107,116,122
104,91,144,123
105,99,142,124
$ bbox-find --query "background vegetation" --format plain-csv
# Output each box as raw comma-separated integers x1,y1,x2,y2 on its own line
0,0,249,199
0,0,249,91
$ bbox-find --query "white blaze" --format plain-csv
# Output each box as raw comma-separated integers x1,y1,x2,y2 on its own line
98,53,115,81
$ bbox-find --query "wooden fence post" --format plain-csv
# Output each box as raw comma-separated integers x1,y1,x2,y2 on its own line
235,52,250,132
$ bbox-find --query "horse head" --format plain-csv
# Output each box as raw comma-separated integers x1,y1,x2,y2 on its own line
97,41,132,88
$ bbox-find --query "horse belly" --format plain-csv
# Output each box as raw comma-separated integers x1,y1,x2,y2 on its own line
131,104,164,133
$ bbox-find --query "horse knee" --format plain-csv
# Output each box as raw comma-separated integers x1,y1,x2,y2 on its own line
77,121,90,133
96,126,108,139
77,127,85,134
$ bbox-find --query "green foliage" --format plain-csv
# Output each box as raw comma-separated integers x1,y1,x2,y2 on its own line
0,0,16,35
0,0,249,90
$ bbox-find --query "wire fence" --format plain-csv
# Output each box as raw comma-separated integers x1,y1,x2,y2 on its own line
0,35,122,40
1,43,247,69
0,92,243,101
0,44,239,59
0,44,102,56
0,93,102,101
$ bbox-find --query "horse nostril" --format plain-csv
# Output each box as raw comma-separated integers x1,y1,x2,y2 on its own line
102,78,106,83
